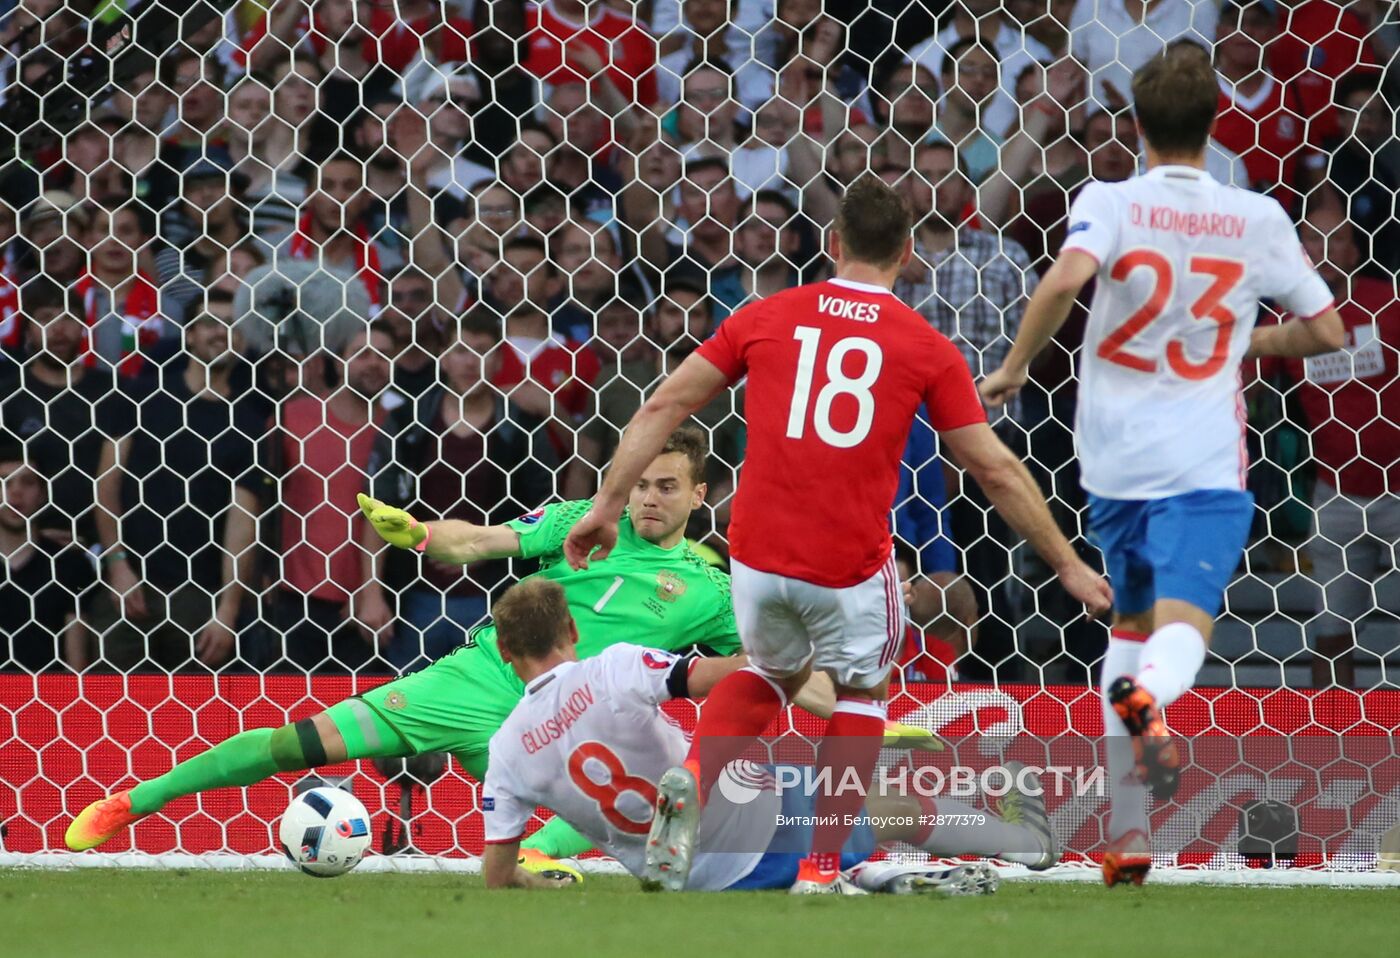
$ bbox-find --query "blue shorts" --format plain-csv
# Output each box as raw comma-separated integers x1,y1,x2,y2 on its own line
1087,490,1254,618
726,781,877,890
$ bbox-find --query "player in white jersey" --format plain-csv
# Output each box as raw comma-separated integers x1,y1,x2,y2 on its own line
479,578,1059,894
981,42,1344,888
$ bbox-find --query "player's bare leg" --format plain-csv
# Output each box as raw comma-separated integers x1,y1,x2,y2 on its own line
67,709,397,851
644,664,809,891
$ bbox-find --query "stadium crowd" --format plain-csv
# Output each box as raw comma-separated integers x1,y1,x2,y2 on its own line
0,0,1396,688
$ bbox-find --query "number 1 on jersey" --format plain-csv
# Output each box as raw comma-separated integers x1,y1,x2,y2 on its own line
785,326,884,448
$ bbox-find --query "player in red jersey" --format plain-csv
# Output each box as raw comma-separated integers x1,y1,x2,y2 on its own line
564,176,1111,894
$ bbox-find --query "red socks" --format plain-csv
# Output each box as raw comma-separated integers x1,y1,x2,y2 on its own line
803,698,887,878
685,667,786,800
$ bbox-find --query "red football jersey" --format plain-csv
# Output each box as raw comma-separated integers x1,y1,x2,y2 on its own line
697,278,986,588
1271,278,1400,498
1214,75,1309,204
1269,1,1381,143
523,1,658,107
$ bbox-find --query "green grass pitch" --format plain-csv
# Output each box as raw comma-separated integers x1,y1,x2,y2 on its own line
3,869,1395,958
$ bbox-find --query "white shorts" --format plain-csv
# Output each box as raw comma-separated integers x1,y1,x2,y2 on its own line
730,554,904,689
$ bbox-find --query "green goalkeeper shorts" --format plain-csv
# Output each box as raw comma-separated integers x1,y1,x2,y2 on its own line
354,642,524,780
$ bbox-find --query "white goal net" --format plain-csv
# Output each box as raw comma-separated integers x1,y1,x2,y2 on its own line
1,0,1398,881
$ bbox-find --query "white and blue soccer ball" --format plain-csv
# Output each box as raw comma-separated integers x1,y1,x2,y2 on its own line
278,787,372,878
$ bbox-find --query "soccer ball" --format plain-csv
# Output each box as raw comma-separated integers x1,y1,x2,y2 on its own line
278,787,372,878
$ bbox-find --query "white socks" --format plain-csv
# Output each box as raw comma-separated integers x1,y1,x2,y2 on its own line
1136,621,1207,709
915,798,1037,858
1102,635,1149,841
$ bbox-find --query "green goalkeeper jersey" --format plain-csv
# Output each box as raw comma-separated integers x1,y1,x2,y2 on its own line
467,500,741,691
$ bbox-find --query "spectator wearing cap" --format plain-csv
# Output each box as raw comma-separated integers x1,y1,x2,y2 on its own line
155,152,262,322
669,155,746,317
1070,0,1219,110
0,432,99,673
1269,0,1383,145
1213,1,1312,206
523,0,658,108
0,279,133,553
79,203,172,378
906,0,1054,139
2,192,90,352
655,0,773,110
261,322,395,673
1258,202,1400,688
367,310,557,669
1318,73,1398,278
403,67,494,201
283,151,391,311
735,189,801,303
549,219,624,343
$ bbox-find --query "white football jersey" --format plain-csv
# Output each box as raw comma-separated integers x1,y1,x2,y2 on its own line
481,645,776,891
1062,165,1334,499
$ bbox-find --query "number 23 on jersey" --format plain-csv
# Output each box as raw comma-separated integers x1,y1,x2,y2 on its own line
1097,250,1246,380
785,326,884,448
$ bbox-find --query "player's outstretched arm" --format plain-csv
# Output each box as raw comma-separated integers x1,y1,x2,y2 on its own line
980,250,1099,407
357,493,522,564
1247,306,1346,359
482,840,573,890
941,423,1113,617
564,354,731,569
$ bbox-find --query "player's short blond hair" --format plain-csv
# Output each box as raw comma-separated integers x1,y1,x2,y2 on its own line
494,578,573,661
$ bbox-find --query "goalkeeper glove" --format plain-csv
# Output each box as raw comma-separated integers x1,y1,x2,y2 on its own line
357,493,431,552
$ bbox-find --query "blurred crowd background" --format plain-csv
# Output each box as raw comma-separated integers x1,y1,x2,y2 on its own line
0,0,1396,689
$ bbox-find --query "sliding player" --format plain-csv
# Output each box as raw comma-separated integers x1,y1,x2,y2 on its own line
480,577,1058,894
65,426,930,868
981,42,1344,886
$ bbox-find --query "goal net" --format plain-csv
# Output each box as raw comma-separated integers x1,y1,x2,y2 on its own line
1,0,1398,883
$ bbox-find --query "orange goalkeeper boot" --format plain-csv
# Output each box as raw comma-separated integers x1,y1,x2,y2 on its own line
1103,829,1152,887
65,790,146,851
1108,677,1181,801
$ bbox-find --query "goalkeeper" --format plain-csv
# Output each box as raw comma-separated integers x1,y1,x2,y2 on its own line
66,425,935,868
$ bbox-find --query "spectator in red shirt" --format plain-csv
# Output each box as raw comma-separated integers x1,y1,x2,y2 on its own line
1214,0,1311,205
263,323,394,673
1270,0,1382,144
283,151,389,310
523,0,659,108
79,204,169,379
242,0,474,76
1265,201,1399,687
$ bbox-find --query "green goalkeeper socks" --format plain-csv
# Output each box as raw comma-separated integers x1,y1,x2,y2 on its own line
520,814,596,859
127,727,299,816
